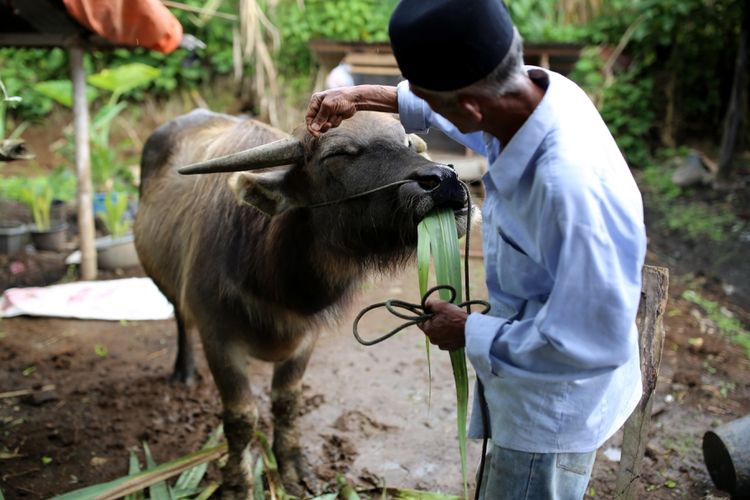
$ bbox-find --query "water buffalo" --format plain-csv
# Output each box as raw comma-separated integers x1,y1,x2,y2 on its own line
134,108,468,497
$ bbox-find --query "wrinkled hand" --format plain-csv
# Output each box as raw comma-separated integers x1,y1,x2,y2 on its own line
305,87,359,137
418,299,468,351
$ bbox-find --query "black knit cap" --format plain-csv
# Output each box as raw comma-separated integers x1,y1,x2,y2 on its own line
388,0,514,91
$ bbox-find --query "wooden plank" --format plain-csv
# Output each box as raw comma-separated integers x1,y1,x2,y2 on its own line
348,65,402,76
308,39,392,55
70,46,97,280
344,52,398,67
615,265,669,499
524,42,583,57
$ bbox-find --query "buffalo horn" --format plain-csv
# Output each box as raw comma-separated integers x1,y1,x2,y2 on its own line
178,137,304,175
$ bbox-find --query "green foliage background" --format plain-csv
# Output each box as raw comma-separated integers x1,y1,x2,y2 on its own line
0,0,745,170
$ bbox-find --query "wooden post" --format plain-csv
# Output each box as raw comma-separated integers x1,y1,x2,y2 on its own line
70,45,97,280
615,265,669,499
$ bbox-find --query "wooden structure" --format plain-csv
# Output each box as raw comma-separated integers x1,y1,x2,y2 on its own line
615,265,669,499
307,39,584,92
307,39,584,182
1,0,131,279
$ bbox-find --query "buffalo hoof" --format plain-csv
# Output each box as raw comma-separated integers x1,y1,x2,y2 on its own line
218,482,251,500
169,366,196,386
279,452,319,497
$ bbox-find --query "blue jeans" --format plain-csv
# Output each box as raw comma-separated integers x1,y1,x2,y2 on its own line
476,444,596,500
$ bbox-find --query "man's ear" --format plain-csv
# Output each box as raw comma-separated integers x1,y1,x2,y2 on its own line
228,169,294,216
458,96,483,123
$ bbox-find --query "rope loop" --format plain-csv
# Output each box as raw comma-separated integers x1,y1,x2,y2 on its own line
352,285,490,347
351,179,490,347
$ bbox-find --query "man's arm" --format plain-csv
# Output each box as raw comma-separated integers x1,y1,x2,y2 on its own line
306,85,398,136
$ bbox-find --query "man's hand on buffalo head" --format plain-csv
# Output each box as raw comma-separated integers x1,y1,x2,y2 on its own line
306,87,359,137
306,85,400,137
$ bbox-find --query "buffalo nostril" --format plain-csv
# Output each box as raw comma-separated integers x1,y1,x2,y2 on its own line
416,175,441,191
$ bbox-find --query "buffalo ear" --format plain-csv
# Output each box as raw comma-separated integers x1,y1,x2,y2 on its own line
229,170,293,216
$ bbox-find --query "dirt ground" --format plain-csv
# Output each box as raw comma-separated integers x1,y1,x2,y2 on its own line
1,189,749,499
2,108,750,498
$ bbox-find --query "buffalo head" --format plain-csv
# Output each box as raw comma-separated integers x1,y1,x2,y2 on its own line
179,112,469,257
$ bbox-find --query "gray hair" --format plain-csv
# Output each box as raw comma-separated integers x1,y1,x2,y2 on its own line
411,27,526,104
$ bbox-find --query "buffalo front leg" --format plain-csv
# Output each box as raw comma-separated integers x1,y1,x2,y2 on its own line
272,336,319,496
203,337,256,499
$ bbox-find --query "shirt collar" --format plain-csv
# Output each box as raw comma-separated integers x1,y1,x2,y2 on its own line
486,67,556,198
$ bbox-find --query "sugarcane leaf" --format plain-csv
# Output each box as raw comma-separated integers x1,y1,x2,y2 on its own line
417,221,433,407
336,474,361,500
418,208,469,500
174,424,224,490
390,489,461,500
252,456,265,500
254,430,278,470
143,442,173,500
193,482,220,500
52,443,226,500
170,487,203,500
417,222,431,295
124,451,144,500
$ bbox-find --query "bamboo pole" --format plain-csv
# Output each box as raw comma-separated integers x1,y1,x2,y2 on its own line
615,265,669,499
70,45,97,280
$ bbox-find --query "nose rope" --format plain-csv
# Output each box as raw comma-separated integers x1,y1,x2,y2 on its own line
352,181,490,345
305,163,459,209
305,179,413,209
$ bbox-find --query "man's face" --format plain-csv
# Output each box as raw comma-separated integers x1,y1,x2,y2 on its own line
410,86,482,134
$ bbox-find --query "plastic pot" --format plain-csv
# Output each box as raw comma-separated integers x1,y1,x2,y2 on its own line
30,224,68,252
0,220,28,255
96,233,140,270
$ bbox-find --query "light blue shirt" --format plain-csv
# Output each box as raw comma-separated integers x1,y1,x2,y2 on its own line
397,68,646,453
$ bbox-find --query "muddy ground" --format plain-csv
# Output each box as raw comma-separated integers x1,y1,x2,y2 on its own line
1,188,749,499
2,110,750,500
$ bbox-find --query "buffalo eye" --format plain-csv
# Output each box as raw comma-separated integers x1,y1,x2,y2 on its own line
321,146,360,162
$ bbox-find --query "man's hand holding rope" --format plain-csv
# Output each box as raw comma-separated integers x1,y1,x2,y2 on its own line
418,299,468,351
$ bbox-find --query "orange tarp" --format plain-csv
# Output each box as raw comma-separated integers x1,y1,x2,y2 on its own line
63,0,183,53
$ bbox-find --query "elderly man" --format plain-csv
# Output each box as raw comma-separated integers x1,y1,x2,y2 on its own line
306,0,646,498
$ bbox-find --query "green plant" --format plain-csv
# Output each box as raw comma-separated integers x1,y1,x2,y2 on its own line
276,0,397,76
35,63,159,192
505,0,598,42
99,192,132,238
569,48,656,168
639,159,740,243
682,290,750,358
0,168,76,230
